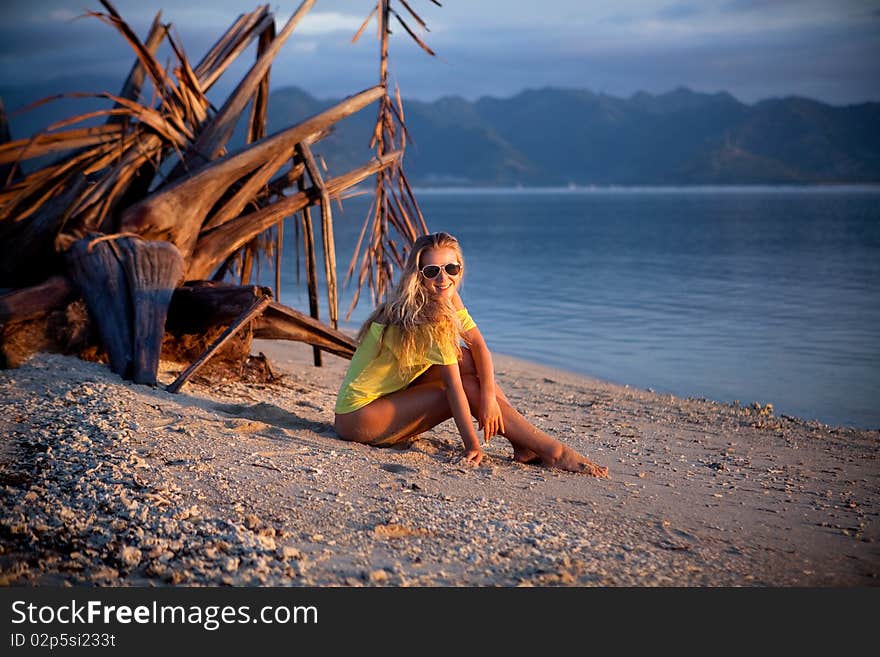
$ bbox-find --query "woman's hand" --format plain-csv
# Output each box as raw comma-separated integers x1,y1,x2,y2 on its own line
478,395,504,443
462,447,484,466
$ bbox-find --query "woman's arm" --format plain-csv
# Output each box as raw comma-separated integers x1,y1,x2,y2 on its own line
464,325,505,441
439,362,483,464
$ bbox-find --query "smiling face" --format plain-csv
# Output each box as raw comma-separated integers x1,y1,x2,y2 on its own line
419,246,461,302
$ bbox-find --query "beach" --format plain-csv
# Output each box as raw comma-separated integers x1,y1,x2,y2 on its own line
1,341,877,586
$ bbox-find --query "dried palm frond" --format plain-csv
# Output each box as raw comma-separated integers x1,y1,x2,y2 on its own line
1,0,421,373
346,0,437,316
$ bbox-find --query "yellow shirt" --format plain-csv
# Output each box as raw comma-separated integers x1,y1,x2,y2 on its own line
335,308,477,414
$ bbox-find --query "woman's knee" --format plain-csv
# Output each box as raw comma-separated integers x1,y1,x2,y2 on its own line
334,412,375,444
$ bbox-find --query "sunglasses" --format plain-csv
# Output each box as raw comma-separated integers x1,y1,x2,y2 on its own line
419,262,462,279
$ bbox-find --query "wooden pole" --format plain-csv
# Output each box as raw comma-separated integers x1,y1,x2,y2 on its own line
297,142,338,329
240,246,253,286
275,219,282,301
297,173,322,366
167,294,271,393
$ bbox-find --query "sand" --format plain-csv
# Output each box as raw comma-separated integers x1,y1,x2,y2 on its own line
1,340,877,586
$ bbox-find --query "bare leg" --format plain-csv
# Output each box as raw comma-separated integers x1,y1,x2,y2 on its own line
408,351,540,460
493,386,540,464
411,349,605,475
338,350,607,476
457,375,608,477
334,380,453,446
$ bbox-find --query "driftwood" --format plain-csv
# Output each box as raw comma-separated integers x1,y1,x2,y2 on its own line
166,282,270,334
0,277,87,369
66,237,135,378
0,276,75,325
171,0,315,176
187,150,401,280
163,281,355,363
118,239,184,384
0,2,437,384
119,85,384,260
167,294,271,393
162,282,267,378
254,302,356,359
66,235,184,384
0,300,92,370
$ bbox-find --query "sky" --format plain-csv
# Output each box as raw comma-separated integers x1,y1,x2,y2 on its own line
0,0,879,106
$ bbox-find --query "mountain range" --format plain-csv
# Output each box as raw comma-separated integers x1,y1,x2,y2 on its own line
3,78,879,185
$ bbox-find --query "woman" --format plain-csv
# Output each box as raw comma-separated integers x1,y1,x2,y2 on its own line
334,232,608,477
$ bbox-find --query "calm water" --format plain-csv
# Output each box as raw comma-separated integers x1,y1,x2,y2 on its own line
268,187,880,429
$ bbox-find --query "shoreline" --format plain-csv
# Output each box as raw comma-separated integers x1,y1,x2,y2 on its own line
1,341,877,586
410,183,880,194
489,349,878,433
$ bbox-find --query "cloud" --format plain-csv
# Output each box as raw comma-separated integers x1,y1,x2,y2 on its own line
292,12,365,36
48,9,78,22
290,41,319,54
1,0,878,106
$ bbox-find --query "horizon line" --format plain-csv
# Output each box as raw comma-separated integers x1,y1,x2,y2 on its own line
3,74,878,110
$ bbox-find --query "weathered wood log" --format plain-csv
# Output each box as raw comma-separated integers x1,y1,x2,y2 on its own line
166,281,270,334
0,276,76,325
201,149,291,231
118,238,183,385
187,149,402,280
118,85,384,259
163,281,354,360
167,294,271,393
254,301,355,359
162,281,267,376
0,277,92,370
66,236,134,378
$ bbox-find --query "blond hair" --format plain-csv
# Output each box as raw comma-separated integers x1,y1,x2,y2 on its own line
359,232,466,373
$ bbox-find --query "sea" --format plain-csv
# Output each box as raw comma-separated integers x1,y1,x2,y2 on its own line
264,186,880,430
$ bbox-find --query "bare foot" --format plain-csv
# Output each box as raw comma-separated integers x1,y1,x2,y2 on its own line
545,446,609,478
512,445,542,464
